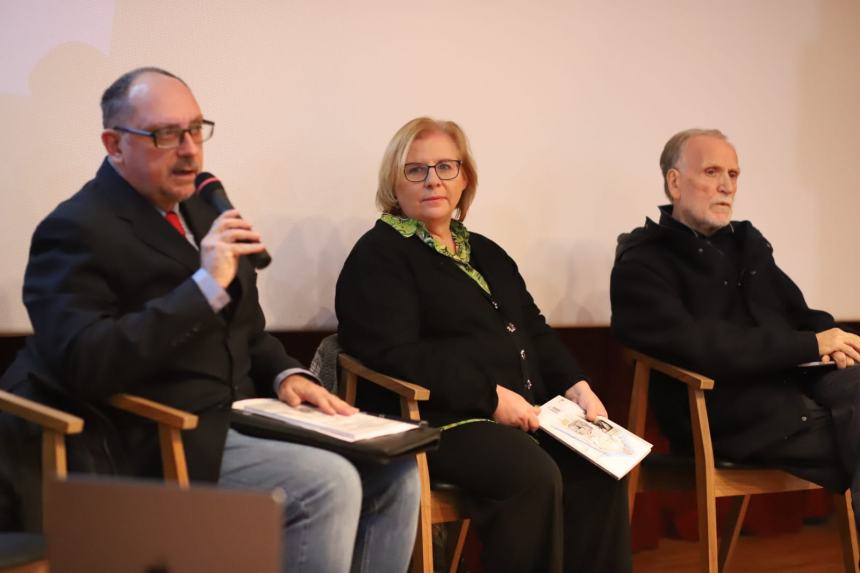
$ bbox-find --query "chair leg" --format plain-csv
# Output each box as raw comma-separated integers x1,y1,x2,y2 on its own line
696,485,719,573
627,465,641,521
41,430,67,481
157,425,190,488
834,491,860,573
447,519,471,573
410,452,434,573
717,495,749,573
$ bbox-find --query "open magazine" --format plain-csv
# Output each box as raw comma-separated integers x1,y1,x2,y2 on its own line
233,398,417,443
538,395,652,479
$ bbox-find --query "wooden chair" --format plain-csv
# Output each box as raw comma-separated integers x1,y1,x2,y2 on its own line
106,393,198,487
0,389,198,572
624,348,860,572
337,354,470,573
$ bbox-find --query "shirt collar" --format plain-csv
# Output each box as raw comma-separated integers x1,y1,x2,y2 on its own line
380,213,470,241
380,213,472,261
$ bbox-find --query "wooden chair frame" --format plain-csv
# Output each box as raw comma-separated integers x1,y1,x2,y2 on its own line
624,348,859,572
0,390,81,573
0,389,199,573
107,394,198,487
337,354,470,573
0,390,198,489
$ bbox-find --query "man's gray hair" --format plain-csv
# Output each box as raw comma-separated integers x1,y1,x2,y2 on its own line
659,128,728,200
100,67,187,128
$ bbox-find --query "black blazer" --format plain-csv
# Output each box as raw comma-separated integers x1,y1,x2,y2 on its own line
2,159,299,483
335,220,588,426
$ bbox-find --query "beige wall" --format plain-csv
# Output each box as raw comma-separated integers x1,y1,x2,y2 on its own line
1,0,858,332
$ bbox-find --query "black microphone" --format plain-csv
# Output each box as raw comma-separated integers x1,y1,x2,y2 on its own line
195,172,272,269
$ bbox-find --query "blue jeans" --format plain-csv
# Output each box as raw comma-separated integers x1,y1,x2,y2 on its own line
219,429,419,573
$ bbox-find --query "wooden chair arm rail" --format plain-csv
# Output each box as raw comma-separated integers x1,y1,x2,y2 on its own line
338,354,430,401
624,349,715,390
0,389,84,434
109,393,198,430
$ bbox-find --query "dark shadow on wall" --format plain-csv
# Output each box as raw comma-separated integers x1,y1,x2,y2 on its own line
0,42,114,333
261,214,372,330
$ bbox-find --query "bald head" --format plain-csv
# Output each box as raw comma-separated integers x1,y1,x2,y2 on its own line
101,67,187,129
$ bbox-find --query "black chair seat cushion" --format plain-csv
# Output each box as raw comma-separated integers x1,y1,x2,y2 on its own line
0,533,45,568
643,452,764,470
430,480,462,492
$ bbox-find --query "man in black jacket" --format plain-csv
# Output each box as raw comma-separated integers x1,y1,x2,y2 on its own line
610,128,860,513
0,67,419,573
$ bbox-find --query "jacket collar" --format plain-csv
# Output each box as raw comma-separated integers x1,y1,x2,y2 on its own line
376,218,493,298
95,159,213,272
616,204,755,262
657,204,735,238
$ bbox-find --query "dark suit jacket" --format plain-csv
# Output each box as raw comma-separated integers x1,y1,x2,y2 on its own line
335,220,588,426
610,206,836,460
2,159,299,486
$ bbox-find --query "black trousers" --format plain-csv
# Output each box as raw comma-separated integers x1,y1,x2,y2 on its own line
427,422,631,573
738,365,860,526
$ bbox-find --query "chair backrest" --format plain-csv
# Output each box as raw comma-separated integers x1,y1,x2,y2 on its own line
44,476,284,573
309,333,341,394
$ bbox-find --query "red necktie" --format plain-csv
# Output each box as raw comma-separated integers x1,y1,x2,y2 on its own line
165,211,186,238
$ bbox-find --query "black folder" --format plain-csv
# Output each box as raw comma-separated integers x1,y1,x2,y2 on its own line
230,410,440,464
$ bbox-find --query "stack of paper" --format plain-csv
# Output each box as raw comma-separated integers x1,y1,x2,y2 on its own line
233,398,416,443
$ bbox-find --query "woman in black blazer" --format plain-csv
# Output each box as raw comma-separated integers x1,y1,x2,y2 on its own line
336,117,631,573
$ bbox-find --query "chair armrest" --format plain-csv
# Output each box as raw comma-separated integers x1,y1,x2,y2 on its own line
108,393,198,430
624,349,715,390
109,394,196,487
338,354,430,401
0,389,83,435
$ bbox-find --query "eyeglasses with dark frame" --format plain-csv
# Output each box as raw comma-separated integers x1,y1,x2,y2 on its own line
403,160,462,182
112,119,215,149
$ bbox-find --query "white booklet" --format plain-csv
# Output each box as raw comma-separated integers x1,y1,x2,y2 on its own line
538,395,652,480
233,398,417,443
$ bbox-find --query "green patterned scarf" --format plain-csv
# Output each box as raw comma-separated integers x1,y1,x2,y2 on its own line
380,213,491,294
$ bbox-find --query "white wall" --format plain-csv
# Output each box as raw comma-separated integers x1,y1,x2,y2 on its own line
1,0,858,332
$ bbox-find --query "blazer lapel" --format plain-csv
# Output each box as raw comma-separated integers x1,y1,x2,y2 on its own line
422,240,495,304
383,219,493,302
97,160,201,271
130,210,200,271
466,240,512,305
180,193,218,246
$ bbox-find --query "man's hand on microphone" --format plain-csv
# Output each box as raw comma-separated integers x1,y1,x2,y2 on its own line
200,210,266,288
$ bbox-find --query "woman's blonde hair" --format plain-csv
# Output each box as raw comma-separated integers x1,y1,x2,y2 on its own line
376,117,479,221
